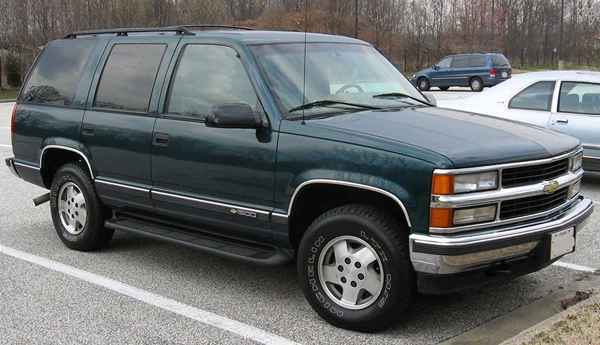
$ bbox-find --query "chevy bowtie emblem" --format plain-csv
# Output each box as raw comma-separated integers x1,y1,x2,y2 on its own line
543,180,560,194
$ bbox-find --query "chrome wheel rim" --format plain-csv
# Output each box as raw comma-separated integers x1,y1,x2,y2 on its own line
58,182,87,235
317,235,384,310
472,79,481,90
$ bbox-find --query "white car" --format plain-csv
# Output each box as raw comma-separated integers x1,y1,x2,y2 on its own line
438,71,600,171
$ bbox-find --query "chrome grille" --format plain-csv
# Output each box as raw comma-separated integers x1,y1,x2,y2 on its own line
499,188,569,220
502,158,569,188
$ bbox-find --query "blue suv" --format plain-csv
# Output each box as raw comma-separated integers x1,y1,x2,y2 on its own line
411,53,512,92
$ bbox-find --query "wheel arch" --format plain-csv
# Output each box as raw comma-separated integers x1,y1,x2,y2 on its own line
40,145,94,187
286,179,412,249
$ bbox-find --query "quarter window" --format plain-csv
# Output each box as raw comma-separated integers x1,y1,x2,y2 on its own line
94,44,166,112
509,81,555,111
167,45,260,118
467,55,487,67
21,39,96,106
558,82,600,115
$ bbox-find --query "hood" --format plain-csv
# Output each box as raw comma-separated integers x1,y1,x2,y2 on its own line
304,107,580,168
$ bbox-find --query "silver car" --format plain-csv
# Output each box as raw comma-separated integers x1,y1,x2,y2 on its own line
438,71,600,171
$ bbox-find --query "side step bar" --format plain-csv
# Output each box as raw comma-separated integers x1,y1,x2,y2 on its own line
105,217,292,266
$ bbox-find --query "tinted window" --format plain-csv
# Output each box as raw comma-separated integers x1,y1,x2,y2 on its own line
509,81,555,111
168,45,260,118
438,57,451,68
451,56,470,68
94,44,166,112
468,55,487,67
21,40,95,106
559,82,600,115
492,54,510,66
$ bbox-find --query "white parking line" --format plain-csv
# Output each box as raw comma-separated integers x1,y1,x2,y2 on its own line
552,261,597,273
0,244,300,345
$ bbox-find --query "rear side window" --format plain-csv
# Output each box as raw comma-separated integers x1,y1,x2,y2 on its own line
468,55,487,67
21,40,96,106
451,56,469,68
492,55,510,67
509,81,555,111
558,82,600,115
94,44,166,112
167,45,260,118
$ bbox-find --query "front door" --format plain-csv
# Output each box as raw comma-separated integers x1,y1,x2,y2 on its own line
550,81,600,169
151,42,277,240
82,37,178,209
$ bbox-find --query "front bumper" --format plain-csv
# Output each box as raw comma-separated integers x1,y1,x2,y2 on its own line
410,196,593,275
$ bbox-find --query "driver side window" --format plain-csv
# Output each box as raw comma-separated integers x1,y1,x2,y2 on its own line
438,57,451,69
167,45,261,119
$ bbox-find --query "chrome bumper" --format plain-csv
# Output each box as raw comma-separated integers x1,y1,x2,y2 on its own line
5,157,19,178
410,196,594,274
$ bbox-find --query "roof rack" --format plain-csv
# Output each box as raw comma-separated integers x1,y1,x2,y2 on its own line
174,25,255,31
64,27,194,39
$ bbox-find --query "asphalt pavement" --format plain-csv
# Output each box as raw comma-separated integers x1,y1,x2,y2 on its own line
0,98,598,345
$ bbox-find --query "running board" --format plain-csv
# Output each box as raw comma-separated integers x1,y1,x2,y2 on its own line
104,217,292,266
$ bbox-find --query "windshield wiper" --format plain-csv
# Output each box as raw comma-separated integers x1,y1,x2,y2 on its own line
372,92,431,106
288,100,382,113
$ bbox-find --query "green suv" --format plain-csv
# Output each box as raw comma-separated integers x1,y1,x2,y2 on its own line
5,26,593,332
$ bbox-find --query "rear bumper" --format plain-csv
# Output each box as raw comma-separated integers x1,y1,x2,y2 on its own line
410,196,593,276
5,157,19,178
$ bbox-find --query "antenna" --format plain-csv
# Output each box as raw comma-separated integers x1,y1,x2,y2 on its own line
301,0,309,125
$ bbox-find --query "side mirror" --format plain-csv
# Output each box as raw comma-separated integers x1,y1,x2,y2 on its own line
425,94,437,106
206,103,264,129
432,64,440,70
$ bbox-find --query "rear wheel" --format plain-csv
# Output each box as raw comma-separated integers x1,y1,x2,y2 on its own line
417,78,430,91
297,204,414,332
470,77,484,92
50,163,113,251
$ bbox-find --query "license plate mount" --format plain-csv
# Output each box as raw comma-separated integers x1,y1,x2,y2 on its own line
550,227,575,260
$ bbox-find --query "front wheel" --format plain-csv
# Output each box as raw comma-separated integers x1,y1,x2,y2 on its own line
50,163,113,251
417,78,430,91
297,204,414,332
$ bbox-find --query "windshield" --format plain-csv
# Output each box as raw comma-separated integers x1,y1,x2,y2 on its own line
250,43,429,118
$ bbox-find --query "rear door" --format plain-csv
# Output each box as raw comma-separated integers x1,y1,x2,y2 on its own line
503,80,556,127
550,81,600,166
82,37,178,209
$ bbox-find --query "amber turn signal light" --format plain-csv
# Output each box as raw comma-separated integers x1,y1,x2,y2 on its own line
430,208,453,228
432,174,454,195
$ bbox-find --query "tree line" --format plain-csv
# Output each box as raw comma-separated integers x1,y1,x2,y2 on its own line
0,0,599,87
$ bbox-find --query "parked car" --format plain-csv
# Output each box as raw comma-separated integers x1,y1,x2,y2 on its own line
411,53,512,92
6,27,592,332
438,71,600,172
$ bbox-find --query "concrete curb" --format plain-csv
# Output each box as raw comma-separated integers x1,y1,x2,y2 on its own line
500,290,599,345
438,273,600,345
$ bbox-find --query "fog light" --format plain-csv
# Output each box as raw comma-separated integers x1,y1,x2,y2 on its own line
453,205,497,225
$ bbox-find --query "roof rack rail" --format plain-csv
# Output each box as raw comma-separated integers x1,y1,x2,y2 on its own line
64,27,194,39
174,24,255,31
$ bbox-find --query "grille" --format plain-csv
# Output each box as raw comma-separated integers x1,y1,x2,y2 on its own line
499,188,569,220
502,158,569,188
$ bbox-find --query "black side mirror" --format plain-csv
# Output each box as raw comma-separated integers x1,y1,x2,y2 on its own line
432,64,439,70
206,103,264,129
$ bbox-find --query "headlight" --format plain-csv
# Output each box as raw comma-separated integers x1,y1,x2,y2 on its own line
570,152,583,171
432,171,498,195
569,180,581,198
453,205,497,225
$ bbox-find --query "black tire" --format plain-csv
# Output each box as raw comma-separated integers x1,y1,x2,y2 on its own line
297,204,414,332
439,86,450,91
417,77,430,91
50,163,113,251
470,77,484,92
